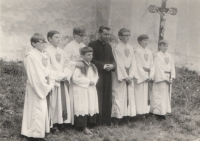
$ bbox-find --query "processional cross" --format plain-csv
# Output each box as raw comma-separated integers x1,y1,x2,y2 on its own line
148,0,177,49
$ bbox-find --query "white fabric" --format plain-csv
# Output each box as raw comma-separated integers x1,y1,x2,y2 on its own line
45,45,72,125
111,42,137,118
21,48,54,138
134,46,155,114
64,40,85,71
72,67,99,116
64,40,85,124
150,51,175,115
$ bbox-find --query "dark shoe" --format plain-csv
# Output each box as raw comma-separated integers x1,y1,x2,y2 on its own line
39,138,47,141
50,127,57,134
57,124,64,131
155,115,166,120
112,118,119,127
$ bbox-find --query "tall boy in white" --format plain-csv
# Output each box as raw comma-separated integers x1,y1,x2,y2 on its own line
64,27,87,124
134,34,155,116
45,31,72,130
21,33,68,140
111,28,138,124
150,40,175,119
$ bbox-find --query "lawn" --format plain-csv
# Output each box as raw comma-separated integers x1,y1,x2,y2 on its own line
0,61,200,141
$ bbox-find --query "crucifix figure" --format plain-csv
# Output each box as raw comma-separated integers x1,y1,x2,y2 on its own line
148,0,177,48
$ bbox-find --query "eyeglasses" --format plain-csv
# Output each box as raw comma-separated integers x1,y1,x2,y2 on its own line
121,35,131,37
36,40,47,44
103,33,110,36
76,34,88,37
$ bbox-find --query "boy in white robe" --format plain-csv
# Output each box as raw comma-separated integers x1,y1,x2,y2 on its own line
111,28,137,125
64,27,87,125
72,47,99,135
21,33,68,141
45,31,72,131
134,34,155,117
64,27,86,71
150,40,175,120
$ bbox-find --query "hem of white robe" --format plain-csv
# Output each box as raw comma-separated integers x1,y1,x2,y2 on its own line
21,132,48,138
74,112,99,117
150,109,171,115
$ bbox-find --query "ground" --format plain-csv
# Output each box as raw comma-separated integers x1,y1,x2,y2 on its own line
0,61,200,141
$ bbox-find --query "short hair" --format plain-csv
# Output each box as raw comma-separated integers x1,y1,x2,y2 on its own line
99,26,111,33
80,47,93,55
158,40,168,46
73,27,86,36
137,34,149,44
47,30,60,41
118,28,130,36
30,33,46,47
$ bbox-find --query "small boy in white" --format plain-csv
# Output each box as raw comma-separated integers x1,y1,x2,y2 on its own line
72,47,99,135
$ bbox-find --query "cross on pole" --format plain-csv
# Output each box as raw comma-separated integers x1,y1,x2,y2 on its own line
148,0,177,49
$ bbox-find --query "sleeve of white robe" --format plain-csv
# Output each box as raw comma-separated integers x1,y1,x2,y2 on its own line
170,55,176,79
63,53,73,82
113,48,128,81
72,68,91,88
91,71,99,85
24,55,52,99
64,47,77,69
149,52,155,79
154,55,168,82
44,52,70,82
134,51,148,84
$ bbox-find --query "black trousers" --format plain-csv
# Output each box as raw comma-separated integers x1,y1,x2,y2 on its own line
74,114,97,130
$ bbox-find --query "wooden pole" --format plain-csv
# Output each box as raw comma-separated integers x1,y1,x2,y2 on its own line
158,0,167,41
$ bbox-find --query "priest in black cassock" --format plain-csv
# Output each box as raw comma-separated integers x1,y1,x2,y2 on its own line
88,26,115,126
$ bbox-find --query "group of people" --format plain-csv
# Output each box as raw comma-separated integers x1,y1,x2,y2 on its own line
21,26,175,141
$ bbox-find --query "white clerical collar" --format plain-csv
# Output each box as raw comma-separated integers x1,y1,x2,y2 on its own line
99,39,106,44
34,48,45,53
140,46,147,50
120,42,129,48
84,61,90,65
160,51,167,56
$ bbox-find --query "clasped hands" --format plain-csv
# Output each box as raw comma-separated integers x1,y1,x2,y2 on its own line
89,81,95,86
165,79,173,84
146,77,153,82
125,76,137,85
104,64,115,71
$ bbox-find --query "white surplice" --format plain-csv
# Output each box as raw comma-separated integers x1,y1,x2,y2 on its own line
45,45,72,125
134,46,155,114
72,63,99,116
64,40,85,124
64,40,85,71
111,42,138,118
21,48,65,138
150,51,175,115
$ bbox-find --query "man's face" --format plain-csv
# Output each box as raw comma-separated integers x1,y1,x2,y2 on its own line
49,33,60,47
139,39,149,47
120,31,131,44
99,29,111,43
159,44,168,53
33,40,47,51
82,52,93,63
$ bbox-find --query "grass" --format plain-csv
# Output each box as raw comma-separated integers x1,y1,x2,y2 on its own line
0,61,200,141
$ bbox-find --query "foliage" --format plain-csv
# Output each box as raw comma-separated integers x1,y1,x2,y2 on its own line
0,62,200,141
